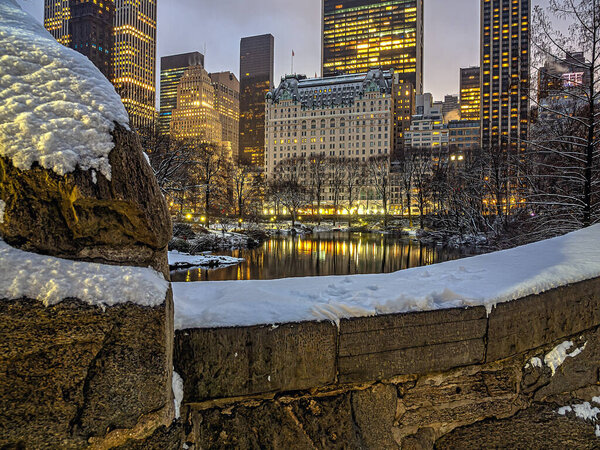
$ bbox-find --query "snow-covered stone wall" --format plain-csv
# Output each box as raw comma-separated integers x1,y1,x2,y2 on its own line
173,276,600,448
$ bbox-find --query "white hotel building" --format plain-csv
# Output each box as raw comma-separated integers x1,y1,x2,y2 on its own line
265,69,395,179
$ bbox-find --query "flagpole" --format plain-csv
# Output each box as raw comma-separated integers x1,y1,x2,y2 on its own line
291,50,294,75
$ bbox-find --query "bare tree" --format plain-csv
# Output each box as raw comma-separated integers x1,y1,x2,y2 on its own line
368,155,392,227
274,180,309,227
307,154,329,224
343,158,364,227
191,142,226,227
411,150,433,230
328,157,346,225
527,0,600,235
231,163,261,219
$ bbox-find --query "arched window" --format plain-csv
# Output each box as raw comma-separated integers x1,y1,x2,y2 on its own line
320,119,326,128
301,120,307,130
330,118,336,128
311,120,316,129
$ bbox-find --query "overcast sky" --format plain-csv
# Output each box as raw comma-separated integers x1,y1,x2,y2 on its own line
18,0,549,101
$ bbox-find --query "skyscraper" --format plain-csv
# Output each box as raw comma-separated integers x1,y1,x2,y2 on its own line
44,0,70,45
170,65,222,144
44,0,157,129
480,0,530,152
322,0,424,93
159,52,205,135
69,0,114,79
44,0,114,79
210,72,240,161
112,0,157,129
239,34,274,166
460,66,481,121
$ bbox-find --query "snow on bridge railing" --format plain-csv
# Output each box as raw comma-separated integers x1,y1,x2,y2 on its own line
173,225,600,330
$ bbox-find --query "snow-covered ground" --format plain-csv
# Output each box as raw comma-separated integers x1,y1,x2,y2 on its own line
173,225,600,329
0,239,168,307
0,0,129,180
168,251,244,270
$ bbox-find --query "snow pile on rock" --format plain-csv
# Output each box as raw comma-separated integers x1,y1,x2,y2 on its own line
558,397,600,437
0,0,129,180
0,199,5,224
544,340,587,376
173,225,600,329
168,251,244,270
0,239,168,307
170,230,259,253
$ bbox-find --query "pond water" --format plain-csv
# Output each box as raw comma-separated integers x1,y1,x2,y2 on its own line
170,232,479,282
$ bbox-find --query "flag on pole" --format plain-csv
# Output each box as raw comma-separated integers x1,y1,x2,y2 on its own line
292,50,295,57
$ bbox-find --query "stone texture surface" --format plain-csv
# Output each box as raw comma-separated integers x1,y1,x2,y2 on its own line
434,404,599,449
184,322,600,449
487,277,600,362
0,296,173,449
0,124,171,275
174,321,337,402
338,307,487,383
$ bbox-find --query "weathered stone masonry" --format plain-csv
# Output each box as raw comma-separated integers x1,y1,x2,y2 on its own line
174,277,600,449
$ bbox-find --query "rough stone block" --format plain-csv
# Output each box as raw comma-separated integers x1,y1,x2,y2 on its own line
434,403,600,449
0,125,172,276
174,320,337,402
0,296,173,449
487,278,600,362
338,307,487,383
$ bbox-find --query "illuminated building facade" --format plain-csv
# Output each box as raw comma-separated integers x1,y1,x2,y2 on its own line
112,0,157,129
159,52,205,135
405,94,448,149
322,0,423,94
68,0,114,79
44,0,71,45
239,34,274,166
170,65,222,146
392,78,415,156
210,72,240,161
480,0,530,152
265,69,395,179
448,119,481,155
44,0,114,79
460,66,481,121
44,0,157,129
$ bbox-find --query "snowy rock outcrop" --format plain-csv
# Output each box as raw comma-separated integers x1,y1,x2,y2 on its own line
0,2,175,448
0,0,171,275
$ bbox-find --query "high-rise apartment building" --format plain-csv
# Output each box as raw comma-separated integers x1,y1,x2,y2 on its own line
239,34,274,166
44,0,114,79
170,65,222,145
159,52,205,135
460,66,481,121
112,0,157,129
480,0,530,152
44,0,71,45
69,0,114,79
405,94,448,149
44,0,157,129
322,0,424,93
392,79,416,157
210,72,240,161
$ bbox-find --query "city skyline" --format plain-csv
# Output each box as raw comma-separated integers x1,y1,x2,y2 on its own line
19,0,552,103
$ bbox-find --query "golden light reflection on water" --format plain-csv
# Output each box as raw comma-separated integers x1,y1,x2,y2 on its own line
170,232,473,283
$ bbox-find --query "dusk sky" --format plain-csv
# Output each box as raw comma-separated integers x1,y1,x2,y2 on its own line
18,0,549,102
